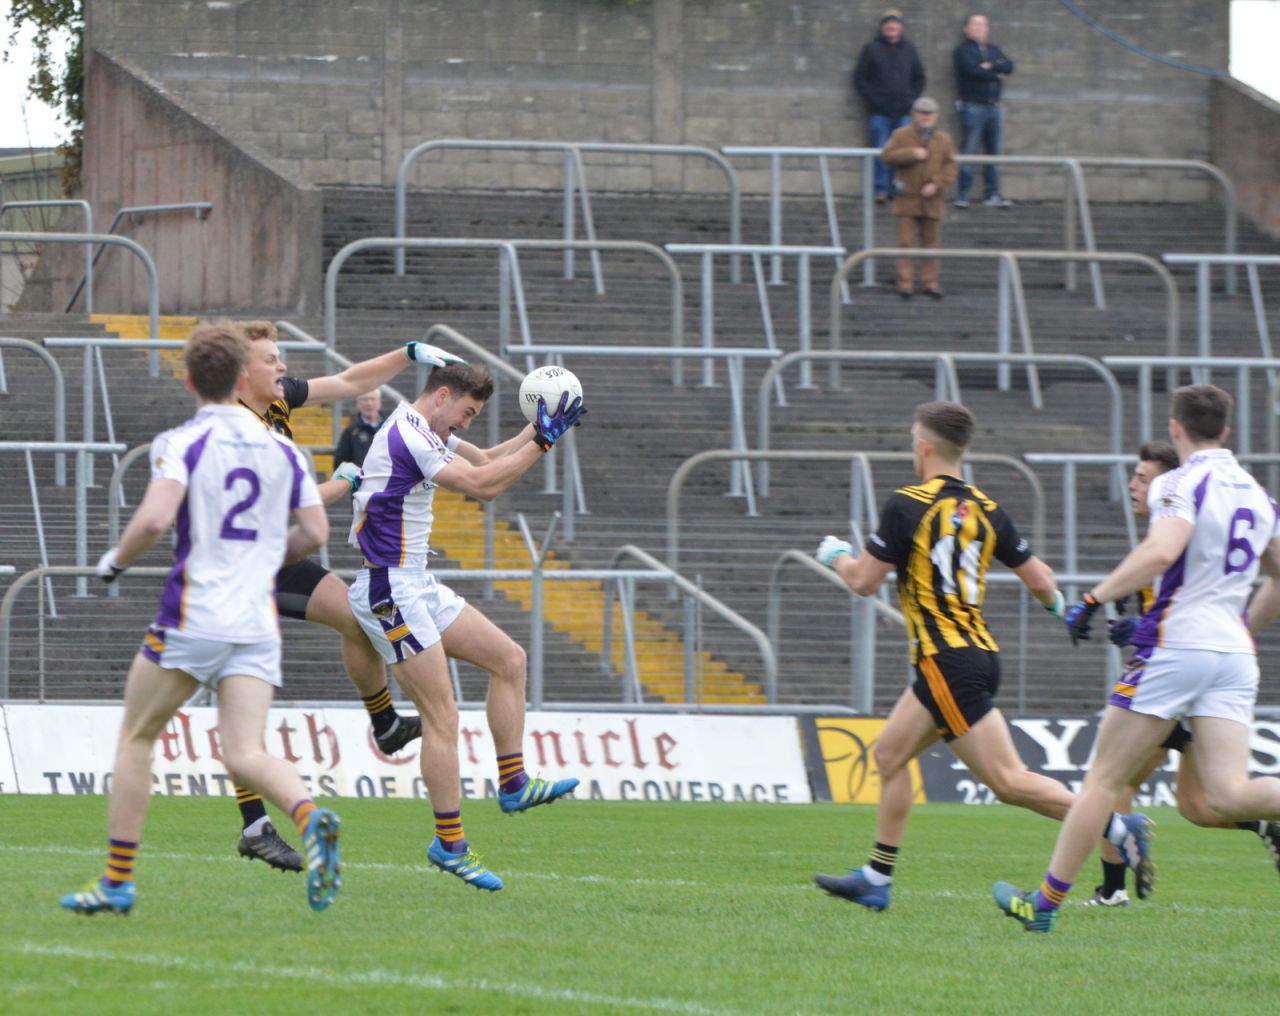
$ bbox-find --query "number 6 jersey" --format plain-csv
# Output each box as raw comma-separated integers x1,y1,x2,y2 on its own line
149,404,322,642
1135,448,1280,653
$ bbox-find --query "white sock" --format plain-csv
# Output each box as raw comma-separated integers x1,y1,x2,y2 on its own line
861,864,892,887
243,816,270,837
1105,813,1129,846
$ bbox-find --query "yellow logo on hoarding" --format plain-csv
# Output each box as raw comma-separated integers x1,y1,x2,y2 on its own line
816,718,927,804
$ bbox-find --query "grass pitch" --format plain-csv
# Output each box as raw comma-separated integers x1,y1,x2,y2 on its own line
3,795,1279,1015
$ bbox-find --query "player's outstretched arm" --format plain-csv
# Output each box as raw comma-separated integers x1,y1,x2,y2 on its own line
1091,517,1191,604
284,504,329,566
815,536,895,596
1011,556,1064,616
302,342,464,407
1246,537,1280,634
97,478,188,581
317,461,361,507
450,425,539,466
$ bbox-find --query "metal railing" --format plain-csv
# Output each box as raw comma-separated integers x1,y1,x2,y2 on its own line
830,248,1180,391
1162,254,1280,363
0,199,94,315
394,139,741,282
64,201,212,313
664,242,845,390
0,338,68,484
324,237,683,361
754,350,1125,500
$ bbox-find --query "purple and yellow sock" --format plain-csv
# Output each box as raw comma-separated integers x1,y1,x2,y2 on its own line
434,810,466,854
291,799,317,837
103,839,138,888
361,686,398,736
497,752,529,794
236,785,267,829
1034,871,1072,912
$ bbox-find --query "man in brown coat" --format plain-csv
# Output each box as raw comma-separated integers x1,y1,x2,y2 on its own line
881,96,958,298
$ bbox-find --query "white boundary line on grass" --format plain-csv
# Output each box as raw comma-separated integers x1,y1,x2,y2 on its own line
8,943,742,1016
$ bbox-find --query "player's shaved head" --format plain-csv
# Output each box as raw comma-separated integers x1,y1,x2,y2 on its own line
1171,384,1231,443
241,320,278,342
186,322,249,401
914,401,975,459
423,363,494,402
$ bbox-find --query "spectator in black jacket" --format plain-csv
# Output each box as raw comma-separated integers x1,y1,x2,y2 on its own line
333,390,385,467
853,9,926,202
952,13,1015,208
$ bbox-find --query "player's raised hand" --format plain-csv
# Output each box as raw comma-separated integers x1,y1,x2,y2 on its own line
816,535,853,570
405,341,466,367
532,392,586,451
332,461,362,494
96,547,126,584
1063,593,1101,646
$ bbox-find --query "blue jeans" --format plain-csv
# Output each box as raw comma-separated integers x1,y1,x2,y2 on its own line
957,102,1003,200
868,114,910,197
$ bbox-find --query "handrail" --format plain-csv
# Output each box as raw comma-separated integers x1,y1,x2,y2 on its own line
665,449,1044,578
0,338,68,485
1162,254,1280,363
754,350,1124,501
0,199,93,314
64,201,212,313
830,248,1180,390
609,544,778,704
324,237,683,357
394,138,741,282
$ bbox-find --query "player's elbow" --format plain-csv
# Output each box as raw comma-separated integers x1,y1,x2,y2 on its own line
138,513,175,540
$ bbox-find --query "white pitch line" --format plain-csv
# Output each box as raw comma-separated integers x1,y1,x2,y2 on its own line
6,943,740,1016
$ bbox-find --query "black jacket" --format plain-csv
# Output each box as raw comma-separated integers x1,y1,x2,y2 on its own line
953,40,1014,105
333,415,383,467
853,35,926,118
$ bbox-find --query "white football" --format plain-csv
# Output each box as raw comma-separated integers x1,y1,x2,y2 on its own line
519,365,583,425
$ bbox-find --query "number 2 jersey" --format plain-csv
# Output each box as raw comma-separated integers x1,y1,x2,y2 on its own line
866,475,1032,663
149,404,322,642
1134,448,1280,654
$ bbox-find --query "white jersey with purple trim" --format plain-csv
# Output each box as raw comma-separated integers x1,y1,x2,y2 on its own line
348,401,459,567
149,404,321,642
1133,448,1280,653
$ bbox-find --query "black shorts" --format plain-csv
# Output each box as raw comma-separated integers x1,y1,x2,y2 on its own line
912,647,1000,742
276,558,329,621
1161,722,1192,754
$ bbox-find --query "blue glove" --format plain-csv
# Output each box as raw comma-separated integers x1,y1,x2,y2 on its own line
816,535,853,570
1064,593,1101,646
405,341,466,367
332,461,362,494
1108,615,1138,647
532,392,586,451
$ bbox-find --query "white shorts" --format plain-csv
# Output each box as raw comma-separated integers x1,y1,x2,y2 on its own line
348,567,466,665
140,625,282,688
1110,645,1258,727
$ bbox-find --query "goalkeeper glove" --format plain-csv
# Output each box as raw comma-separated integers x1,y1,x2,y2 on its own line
1063,593,1101,646
332,461,362,494
816,535,853,570
96,547,126,584
532,392,586,452
1043,589,1066,619
405,341,466,367
1108,615,1138,647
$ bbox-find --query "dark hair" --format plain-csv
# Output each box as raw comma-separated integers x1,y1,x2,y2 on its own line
423,363,494,403
185,322,249,401
914,400,975,456
1138,440,1179,474
1170,384,1231,442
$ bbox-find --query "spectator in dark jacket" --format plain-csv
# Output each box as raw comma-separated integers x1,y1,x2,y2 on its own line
952,13,1015,208
333,390,384,467
853,9,926,202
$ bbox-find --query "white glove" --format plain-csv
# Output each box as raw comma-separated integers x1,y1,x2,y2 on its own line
1043,588,1066,619
816,535,853,570
405,341,467,367
332,461,362,494
97,547,126,584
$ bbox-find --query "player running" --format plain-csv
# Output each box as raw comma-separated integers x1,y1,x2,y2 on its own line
347,362,583,891
811,401,1152,911
60,323,340,916
996,385,1280,933
1089,441,1280,907
230,321,460,871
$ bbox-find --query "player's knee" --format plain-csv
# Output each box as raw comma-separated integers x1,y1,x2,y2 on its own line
422,698,458,735
1177,796,1220,827
872,737,910,776
495,641,527,683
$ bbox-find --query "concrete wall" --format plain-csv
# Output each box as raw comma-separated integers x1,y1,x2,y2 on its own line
1211,78,1280,240
84,0,1229,201
69,48,322,315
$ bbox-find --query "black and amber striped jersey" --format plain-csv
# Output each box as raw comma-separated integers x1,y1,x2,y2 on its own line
239,376,309,438
867,475,1031,662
